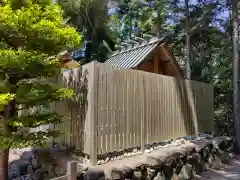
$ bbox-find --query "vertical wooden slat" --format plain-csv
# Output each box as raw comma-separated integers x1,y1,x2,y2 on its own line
133,73,136,147
123,69,127,149
88,63,98,165
109,68,115,151
98,68,103,154
126,70,131,149
119,70,123,150
140,73,145,151
106,69,111,152
54,63,214,164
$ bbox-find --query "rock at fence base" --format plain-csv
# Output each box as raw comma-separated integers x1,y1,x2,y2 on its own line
27,163,34,174
9,163,21,179
13,174,33,180
106,167,124,180
213,137,231,150
216,149,231,164
32,169,45,180
178,164,193,180
188,152,203,175
132,171,142,180
144,154,164,166
77,164,88,172
171,175,181,180
147,168,156,179
153,172,166,180
77,172,84,180
208,154,221,170
20,151,34,161
31,156,39,170
83,167,105,180
9,159,30,178
139,164,150,179
118,165,134,179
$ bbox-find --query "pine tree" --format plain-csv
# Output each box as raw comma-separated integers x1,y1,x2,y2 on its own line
0,0,81,179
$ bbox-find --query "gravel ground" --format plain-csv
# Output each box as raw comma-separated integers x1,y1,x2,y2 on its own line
200,155,240,180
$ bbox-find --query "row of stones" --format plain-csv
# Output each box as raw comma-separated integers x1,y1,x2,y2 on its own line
78,137,233,180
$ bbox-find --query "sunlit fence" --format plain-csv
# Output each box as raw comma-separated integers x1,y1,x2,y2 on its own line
53,62,214,165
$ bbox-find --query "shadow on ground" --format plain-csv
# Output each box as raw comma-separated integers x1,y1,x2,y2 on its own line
201,155,240,180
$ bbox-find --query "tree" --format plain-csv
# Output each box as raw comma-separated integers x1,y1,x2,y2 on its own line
59,0,116,63
231,0,240,151
184,0,191,79
0,0,81,179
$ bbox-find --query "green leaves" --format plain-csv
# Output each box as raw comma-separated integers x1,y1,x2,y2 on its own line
0,49,61,81
9,112,62,129
0,2,81,54
16,82,74,106
0,129,62,148
0,1,80,149
0,93,15,111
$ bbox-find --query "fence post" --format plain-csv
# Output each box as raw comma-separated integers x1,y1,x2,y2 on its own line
88,62,98,165
67,161,77,180
140,74,145,152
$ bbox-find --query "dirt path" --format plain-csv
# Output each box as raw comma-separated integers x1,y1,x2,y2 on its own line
200,156,240,180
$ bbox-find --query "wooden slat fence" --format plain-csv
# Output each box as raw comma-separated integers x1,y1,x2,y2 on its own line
54,62,214,165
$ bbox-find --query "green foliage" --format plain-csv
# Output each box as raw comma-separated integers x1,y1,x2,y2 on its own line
0,0,81,148
0,93,15,111
112,0,232,135
59,0,116,62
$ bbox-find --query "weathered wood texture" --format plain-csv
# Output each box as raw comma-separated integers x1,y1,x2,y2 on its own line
54,62,214,165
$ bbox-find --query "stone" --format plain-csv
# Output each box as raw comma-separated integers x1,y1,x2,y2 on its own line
32,169,46,180
83,167,105,180
179,164,193,180
188,152,202,175
132,171,141,180
147,168,156,179
139,164,150,179
14,174,33,180
77,172,85,180
31,156,40,170
144,154,164,166
77,164,88,173
27,163,34,174
106,167,124,180
9,159,30,177
213,137,231,150
208,154,221,170
20,151,34,161
118,165,134,179
153,172,166,180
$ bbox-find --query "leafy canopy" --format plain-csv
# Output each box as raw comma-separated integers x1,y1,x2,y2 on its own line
0,0,81,148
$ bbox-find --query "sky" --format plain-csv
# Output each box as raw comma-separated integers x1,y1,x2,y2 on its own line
108,0,229,19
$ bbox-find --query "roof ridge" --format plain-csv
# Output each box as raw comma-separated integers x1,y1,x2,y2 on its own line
110,37,164,58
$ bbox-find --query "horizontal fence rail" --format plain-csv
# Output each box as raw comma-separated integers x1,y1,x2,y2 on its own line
54,62,214,165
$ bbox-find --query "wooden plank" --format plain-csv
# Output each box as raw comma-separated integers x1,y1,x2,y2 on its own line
88,63,98,165
54,63,214,159
140,73,145,151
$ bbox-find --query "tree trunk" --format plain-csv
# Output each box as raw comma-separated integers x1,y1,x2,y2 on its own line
232,0,240,153
185,0,191,79
0,149,9,180
0,98,17,180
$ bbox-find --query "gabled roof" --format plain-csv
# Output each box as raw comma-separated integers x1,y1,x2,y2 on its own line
104,37,165,68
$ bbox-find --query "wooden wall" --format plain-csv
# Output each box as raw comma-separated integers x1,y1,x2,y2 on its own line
54,62,214,165
136,46,183,78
